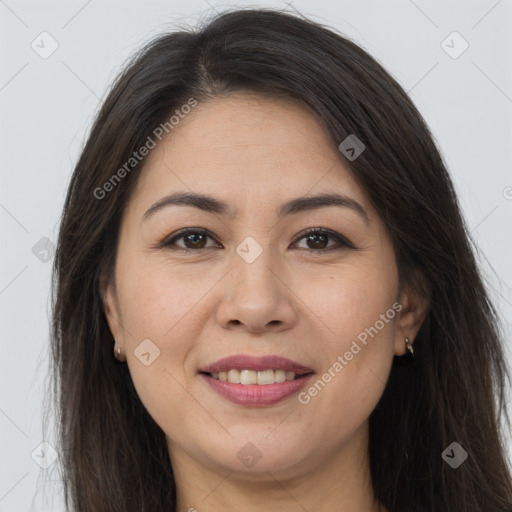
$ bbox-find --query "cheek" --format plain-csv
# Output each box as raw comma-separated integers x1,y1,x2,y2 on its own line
119,266,206,433
119,258,211,340
294,266,397,416
301,262,398,348
117,258,219,397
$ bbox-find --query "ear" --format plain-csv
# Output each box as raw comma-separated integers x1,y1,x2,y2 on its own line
394,267,431,356
100,272,124,348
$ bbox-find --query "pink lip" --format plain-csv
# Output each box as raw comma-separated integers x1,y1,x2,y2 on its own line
198,354,315,407
200,373,315,407
198,354,314,375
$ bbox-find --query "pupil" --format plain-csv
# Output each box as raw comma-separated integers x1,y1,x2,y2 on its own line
308,234,327,249
186,234,205,248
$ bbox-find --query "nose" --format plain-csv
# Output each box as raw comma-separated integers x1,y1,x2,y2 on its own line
215,245,298,334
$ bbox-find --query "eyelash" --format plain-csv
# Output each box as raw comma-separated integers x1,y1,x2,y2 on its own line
158,227,355,253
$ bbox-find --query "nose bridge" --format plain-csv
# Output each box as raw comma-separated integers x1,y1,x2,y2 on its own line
232,234,281,297
215,232,296,331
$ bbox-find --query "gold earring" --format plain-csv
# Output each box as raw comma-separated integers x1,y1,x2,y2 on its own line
405,337,414,357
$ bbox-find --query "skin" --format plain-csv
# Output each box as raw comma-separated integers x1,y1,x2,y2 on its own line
103,92,430,512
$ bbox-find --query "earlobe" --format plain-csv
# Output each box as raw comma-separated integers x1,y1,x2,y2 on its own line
394,269,431,356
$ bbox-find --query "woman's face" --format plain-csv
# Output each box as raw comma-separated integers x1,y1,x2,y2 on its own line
103,92,423,481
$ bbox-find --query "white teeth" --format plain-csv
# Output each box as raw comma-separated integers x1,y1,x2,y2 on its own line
212,369,299,385
227,369,241,383
275,369,286,383
239,369,255,384
257,369,275,385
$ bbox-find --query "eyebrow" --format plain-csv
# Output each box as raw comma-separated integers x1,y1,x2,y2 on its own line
142,191,370,225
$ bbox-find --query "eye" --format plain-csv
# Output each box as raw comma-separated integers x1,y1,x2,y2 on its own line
160,228,220,251
292,227,354,252
159,227,355,252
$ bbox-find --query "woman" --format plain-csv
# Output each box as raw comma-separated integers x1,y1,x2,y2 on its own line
46,7,512,511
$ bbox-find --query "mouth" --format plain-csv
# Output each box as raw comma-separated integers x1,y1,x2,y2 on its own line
198,354,315,406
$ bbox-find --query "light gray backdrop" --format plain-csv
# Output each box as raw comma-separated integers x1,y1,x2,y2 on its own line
1,0,511,510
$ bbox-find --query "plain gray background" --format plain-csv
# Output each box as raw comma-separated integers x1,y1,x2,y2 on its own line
1,0,511,510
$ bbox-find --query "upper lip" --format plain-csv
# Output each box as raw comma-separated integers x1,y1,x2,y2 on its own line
199,354,314,375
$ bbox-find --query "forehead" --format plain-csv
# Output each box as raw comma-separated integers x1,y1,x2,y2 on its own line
127,93,371,221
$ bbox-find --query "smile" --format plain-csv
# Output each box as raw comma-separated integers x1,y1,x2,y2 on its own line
207,369,301,385
198,354,315,406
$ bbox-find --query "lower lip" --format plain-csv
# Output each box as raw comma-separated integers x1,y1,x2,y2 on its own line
200,373,314,407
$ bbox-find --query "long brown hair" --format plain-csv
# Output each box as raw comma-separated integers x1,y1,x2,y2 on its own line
45,7,512,511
